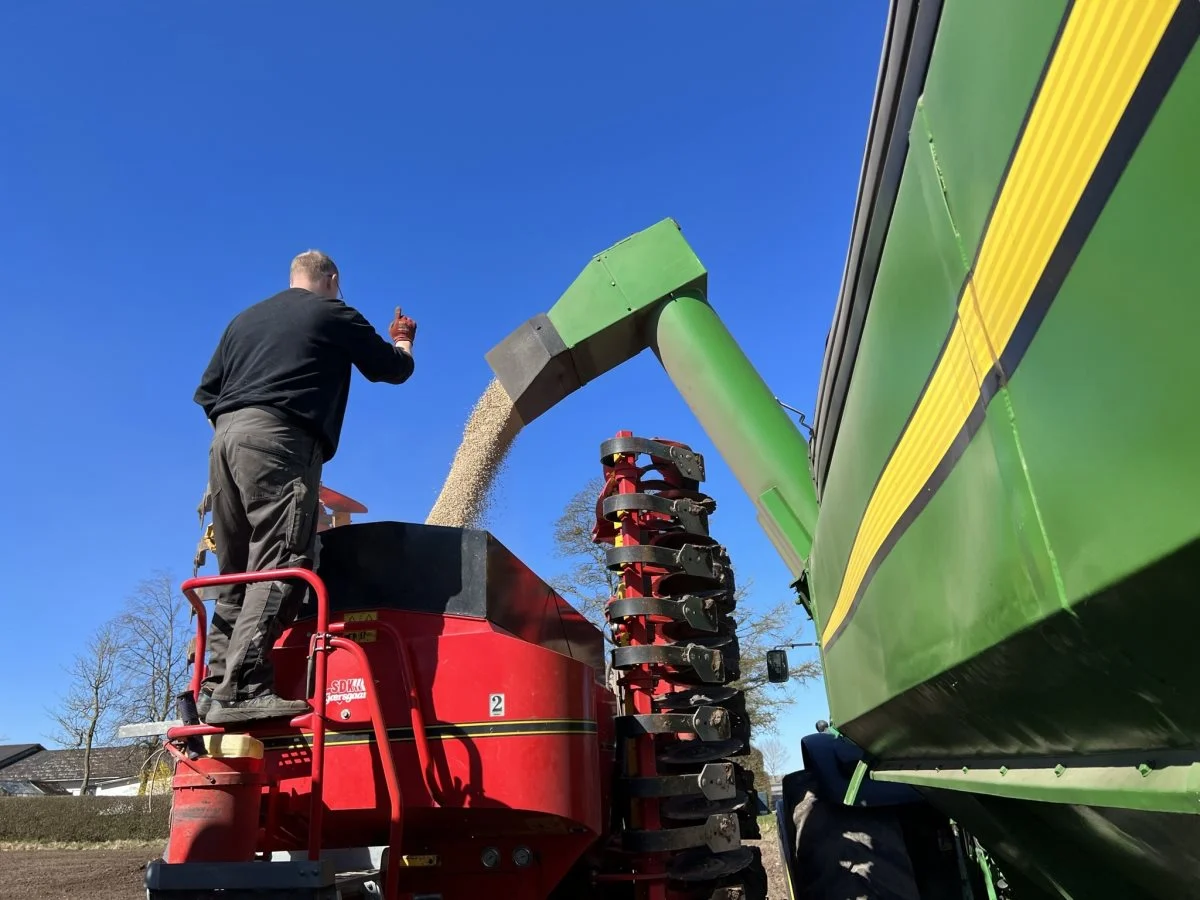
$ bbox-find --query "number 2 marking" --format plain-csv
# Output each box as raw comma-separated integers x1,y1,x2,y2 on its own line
489,693,505,717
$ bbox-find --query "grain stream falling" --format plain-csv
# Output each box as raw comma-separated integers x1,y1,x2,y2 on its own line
425,378,522,528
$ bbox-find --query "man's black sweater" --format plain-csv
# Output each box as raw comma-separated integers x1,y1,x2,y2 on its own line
194,289,414,462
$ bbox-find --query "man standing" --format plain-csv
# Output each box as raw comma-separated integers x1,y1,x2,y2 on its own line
193,250,416,725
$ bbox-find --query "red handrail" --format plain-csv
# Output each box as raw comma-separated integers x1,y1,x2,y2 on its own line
181,568,331,696
174,569,411,899
179,569,331,862
330,636,404,900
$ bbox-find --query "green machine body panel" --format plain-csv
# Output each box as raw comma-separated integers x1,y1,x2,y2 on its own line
486,0,1200,894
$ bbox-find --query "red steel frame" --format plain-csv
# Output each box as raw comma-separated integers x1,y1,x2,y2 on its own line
608,430,668,900
168,568,415,900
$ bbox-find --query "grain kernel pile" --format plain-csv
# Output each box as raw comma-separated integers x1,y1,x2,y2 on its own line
425,378,522,528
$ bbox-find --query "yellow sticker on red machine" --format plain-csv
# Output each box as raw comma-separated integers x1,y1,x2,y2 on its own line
344,611,377,640
398,855,440,867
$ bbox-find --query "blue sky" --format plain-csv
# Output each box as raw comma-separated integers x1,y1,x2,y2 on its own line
0,3,887,771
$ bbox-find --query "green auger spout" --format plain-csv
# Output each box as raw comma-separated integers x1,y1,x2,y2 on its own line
485,218,818,574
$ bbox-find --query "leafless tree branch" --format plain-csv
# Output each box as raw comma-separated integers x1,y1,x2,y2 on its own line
47,620,124,794
759,735,789,781
113,571,193,758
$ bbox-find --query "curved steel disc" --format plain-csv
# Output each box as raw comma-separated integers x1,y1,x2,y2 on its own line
647,530,720,550
664,629,734,650
655,686,740,711
660,615,734,645
662,790,749,822
658,738,745,766
637,481,716,504
656,572,725,598
667,847,754,884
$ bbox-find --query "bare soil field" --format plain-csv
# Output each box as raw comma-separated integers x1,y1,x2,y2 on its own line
747,836,790,898
3,840,788,899
0,847,158,899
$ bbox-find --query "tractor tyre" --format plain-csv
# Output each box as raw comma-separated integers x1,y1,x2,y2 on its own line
731,844,769,900
789,771,921,900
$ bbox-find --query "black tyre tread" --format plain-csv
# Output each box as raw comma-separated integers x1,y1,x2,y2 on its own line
790,773,921,900
720,845,768,900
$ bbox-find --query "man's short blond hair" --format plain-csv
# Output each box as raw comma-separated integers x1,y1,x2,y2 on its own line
290,249,339,284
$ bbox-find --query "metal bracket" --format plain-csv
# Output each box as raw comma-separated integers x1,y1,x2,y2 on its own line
621,812,740,854
608,594,720,632
611,643,724,683
844,759,869,806
602,492,714,536
653,689,748,747
146,860,338,898
305,632,335,700
617,706,731,742
655,685,740,711
600,435,706,481
118,719,184,739
623,762,736,800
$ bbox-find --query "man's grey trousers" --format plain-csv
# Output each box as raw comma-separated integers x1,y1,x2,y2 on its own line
203,407,322,703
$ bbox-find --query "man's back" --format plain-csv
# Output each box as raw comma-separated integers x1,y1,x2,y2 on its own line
193,250,417,726
195,288,413,461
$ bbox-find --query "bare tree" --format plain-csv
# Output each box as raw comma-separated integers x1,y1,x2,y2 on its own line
550,477,822,734
48,621,124,794
115,571,193,730
727,583,822,735
550,478,615,628
759,735,790,781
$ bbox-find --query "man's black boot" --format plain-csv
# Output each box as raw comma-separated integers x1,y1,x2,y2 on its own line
205,692,310,726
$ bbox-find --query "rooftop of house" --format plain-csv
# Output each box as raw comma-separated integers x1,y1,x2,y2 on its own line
0,744,148,783
0,778,70,796
0,744,43,770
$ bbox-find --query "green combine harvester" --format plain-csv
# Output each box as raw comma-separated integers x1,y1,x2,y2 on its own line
487,0,1200,896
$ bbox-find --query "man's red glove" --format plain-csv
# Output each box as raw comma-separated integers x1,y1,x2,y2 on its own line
389,307,417,345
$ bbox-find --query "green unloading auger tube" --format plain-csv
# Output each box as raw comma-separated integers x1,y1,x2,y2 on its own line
485,218,819,578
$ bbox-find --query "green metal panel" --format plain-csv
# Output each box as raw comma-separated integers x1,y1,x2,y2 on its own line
546,217,706,373
824,5,1200,735
823,386,1061,726
807,134,968,636
1002,46,1200,608
873,760,1200,816
809,0,1064,654
916,0,1069,257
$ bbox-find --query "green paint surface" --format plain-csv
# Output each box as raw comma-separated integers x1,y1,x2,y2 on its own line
808,134,967,635
813,0,1088,722
1003,48,1200,608
809,0,1064,645
546,217,705,350
824,387,1061,728
652,292,818,572
873,759,1200,816
916,0,1069,257
822,15,1200,727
